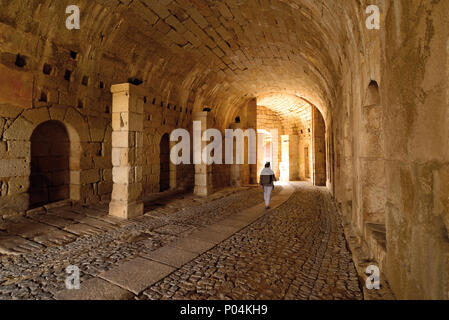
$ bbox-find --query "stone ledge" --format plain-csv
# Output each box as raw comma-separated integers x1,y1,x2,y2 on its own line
337,206,395,300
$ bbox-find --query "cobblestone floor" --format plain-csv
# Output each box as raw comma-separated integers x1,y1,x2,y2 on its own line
140,183,363,300
0,186,277,299
0,183,365,300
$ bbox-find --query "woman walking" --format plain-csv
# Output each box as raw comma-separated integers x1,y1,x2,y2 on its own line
260,162,277,209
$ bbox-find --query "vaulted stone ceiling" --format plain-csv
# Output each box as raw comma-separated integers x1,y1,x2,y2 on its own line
0,0,368,126
257,93,312,128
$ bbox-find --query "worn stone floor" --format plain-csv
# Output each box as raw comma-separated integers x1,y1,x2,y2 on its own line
140,183,363,300
0,182,374,300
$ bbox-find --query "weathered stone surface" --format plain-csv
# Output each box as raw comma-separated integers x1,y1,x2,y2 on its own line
29,214,76,228
168,238,216,254
0,64,33,108
63,223,103,236
55,278,134,300
189,228,233,244
0,235,44,255
140,183,365,300
99,258,175,294
141,246,199,268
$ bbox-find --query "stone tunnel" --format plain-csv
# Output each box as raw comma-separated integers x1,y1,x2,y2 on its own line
0,0,448,300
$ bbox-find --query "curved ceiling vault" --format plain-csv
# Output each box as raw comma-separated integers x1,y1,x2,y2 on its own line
4,0,366,127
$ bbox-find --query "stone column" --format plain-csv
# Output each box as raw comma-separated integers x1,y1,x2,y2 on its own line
193,111,213,196
246,98,258,184
230,122,242,187
289,134,299,181
109,83,144,219
312,106,327,186
256,130,265,184
169,140,177,190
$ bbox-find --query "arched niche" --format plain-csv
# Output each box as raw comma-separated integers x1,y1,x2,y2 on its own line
29,120,81,208
364,80,381,107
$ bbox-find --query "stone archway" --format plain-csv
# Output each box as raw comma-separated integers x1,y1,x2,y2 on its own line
159,133,170,192
29,121,70,208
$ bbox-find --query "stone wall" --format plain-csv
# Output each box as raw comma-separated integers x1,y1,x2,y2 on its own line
0,20,196,218
142,100,194,194
330,0,449,300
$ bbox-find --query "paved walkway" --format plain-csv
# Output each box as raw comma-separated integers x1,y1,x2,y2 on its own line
0,183,365,300
140,183,363,300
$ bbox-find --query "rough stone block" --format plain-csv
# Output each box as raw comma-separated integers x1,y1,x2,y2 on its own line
112,167,134,184
3,116,34,141
109,200,143,219
71,169,100,185
0,64,33,108
140,246,199,268
55,277,134,300
112,132,135,148
111,183,142,201
0,159,30,178
99,257,175,295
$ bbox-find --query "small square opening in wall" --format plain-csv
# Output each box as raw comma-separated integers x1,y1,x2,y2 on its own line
105,105,110,114
82,76,89,86
70,50,78,60
128,77,143,86
152,98,156,105
64,70,72,81
15,54,27,68
43,63,52,75
97,143,105,157
39,92,47,102
77,99,84,108
99,81,104,89
167,104,171,110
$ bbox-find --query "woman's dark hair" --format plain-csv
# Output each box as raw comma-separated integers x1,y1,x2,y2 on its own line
265,162,271,168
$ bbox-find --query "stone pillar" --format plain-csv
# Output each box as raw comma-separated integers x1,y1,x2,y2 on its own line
246,98,258,184
193,111,213,196
230,122,242,187
256,130,265,184
109,83,144,219
289,134,300,181
312,106,327,186
169,140,177,190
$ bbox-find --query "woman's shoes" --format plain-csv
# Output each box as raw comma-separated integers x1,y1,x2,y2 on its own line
265,206,270,210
